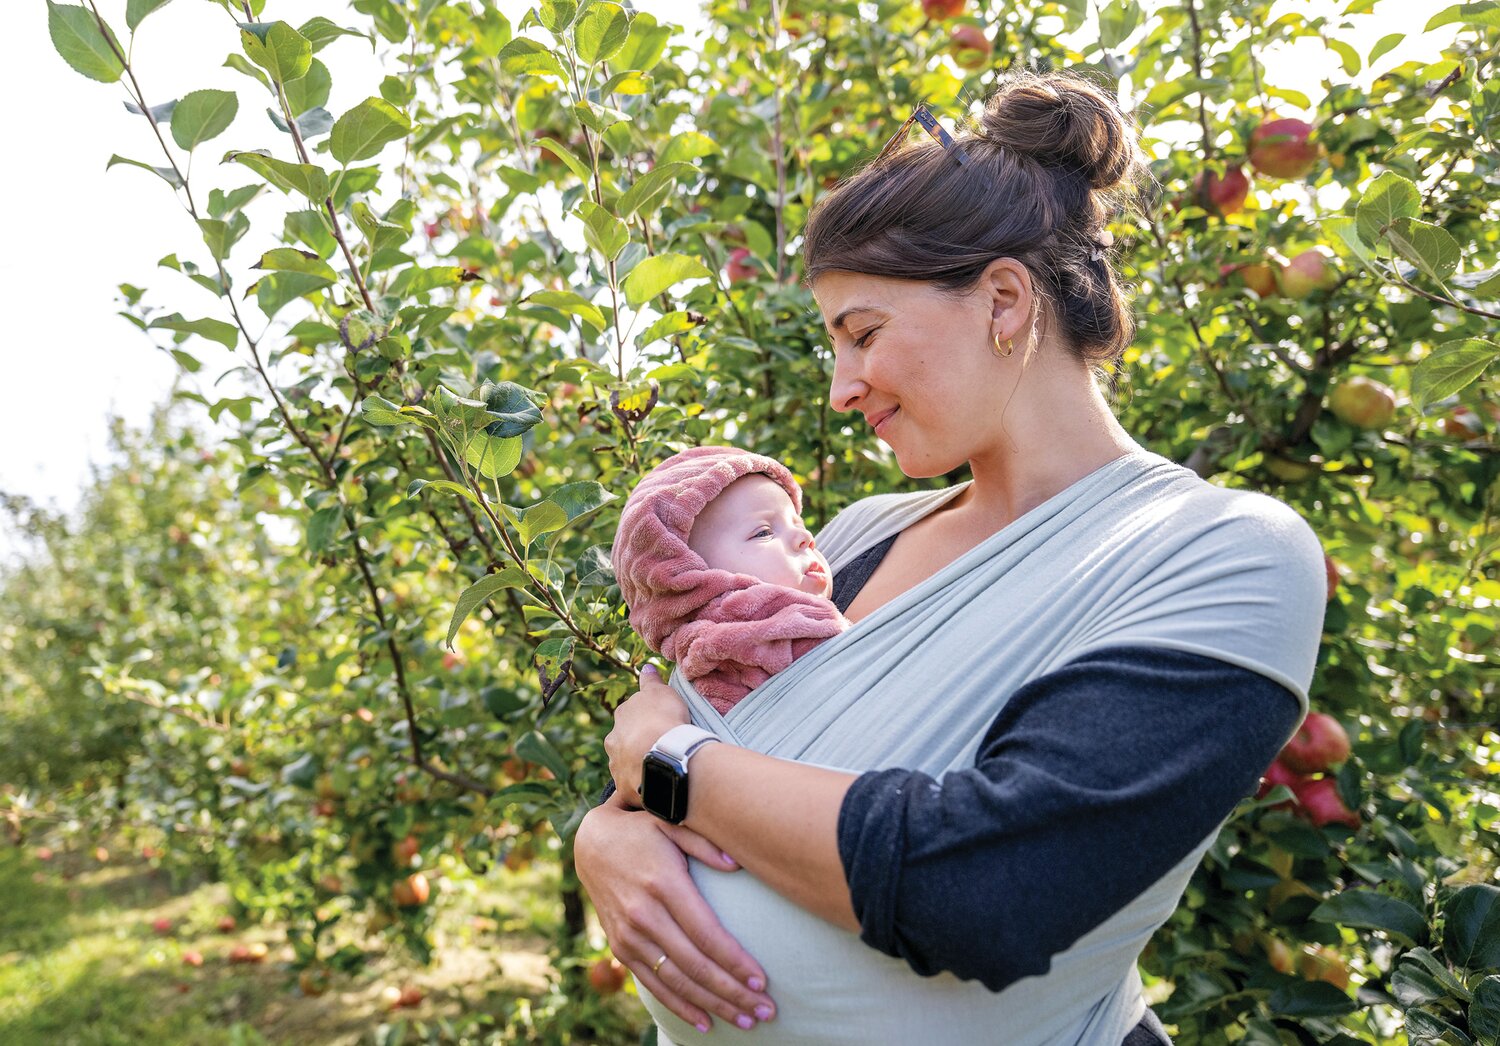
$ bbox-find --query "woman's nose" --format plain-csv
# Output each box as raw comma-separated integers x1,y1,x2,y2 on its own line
829,353,866,413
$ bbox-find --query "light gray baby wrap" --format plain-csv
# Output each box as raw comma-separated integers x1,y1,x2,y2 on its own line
640,447,1326,1045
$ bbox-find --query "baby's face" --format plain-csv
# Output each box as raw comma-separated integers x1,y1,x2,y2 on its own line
687,475,832,598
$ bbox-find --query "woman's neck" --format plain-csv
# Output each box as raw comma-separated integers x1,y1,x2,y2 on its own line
954,351,1141,530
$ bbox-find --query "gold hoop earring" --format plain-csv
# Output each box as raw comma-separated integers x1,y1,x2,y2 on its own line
992,331,1014,359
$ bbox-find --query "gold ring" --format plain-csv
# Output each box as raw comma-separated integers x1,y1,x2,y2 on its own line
652,953,669,975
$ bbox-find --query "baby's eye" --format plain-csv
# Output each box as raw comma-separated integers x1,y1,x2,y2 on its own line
752,526,773,539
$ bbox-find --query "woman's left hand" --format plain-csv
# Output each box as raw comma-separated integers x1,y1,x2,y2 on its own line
607,665,692,805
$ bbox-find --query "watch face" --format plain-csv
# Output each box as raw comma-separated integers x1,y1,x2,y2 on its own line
641,753,686,823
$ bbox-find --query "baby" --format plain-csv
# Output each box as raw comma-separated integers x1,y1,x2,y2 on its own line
611,446,849,714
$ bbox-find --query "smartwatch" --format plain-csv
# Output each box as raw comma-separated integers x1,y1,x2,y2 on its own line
640,724,722,824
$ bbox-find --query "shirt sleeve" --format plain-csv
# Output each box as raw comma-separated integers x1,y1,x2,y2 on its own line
836,645,1301,991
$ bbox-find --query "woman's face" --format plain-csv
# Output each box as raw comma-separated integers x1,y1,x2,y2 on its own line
686,475,832,597
812,267,1023,478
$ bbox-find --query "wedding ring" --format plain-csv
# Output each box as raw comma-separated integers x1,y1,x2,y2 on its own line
652,953,669,974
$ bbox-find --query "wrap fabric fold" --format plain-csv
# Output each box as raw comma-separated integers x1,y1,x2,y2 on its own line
636,448,1327,1045
611,445,848,712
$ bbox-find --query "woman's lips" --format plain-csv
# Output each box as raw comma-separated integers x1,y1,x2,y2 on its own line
870,407,899,436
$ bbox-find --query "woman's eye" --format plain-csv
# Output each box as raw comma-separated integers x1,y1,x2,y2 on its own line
854,327,879,349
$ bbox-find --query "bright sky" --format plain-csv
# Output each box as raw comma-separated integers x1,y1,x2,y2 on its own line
0,0,1454,559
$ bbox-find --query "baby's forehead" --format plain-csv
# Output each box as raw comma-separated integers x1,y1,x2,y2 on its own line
708,474,796,513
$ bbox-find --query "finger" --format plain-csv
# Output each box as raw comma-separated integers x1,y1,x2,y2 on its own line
659,823,739,872
626,961,716,1035
642,918,774,1028
665,878,771,995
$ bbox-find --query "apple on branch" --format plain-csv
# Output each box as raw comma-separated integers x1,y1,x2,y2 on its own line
1249,117,1319,180
1329,376,1397,430
947,25,993,72
1193,166,1250,216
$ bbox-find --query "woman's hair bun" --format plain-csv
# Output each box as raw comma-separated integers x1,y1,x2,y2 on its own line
980,71,1141,191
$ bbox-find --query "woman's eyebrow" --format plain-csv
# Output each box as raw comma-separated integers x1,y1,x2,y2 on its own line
826,305,880,336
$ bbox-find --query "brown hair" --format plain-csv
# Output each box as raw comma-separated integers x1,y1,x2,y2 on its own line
802,70,1146,370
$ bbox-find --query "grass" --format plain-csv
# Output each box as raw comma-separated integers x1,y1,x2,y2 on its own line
0,844,646,1045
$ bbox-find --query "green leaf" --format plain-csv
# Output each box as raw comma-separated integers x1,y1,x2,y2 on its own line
1402,1008,1474,1045
169,89,238,151
1411,339,1499,409
537,0,577,33
477,381,545,438
1388,218,1461,284
1368,32,1404,66
126,0,175,32
660,131,720,165
637,310,701,348
407,479,481,506
573,1,629,63
254,247,337,282
446,568,529,648
610,11,670,72
572,201,628,261
330,96,411,164
533,136,591,182
463,433,523,480
497,37,567,80
148,314,238,350
1452,267,1500,299
1356,171,1421,246
268,105,334,139
1426,2,1500,30
283,58,331,116
547,481,616,531
305,504,342,554
106,154,182,188
618,161,696,219
622,252,711,306
517,500,568,547
1321,216,1381,277
251,271,332,319
1327,38,1361,76
124,97,177,122
1472,976,1500,1043
514,730,570,783
296,15,368,52
224,53,272,93
225,150,329,202
238,21,312,83
1098,0,1144,49
1311,890,1427,945
48,2,124,83
360,395,407,426
1267,979,1357,1017
1444,884,1500,971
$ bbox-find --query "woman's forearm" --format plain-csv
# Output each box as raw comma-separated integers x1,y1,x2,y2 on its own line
682,743,861,932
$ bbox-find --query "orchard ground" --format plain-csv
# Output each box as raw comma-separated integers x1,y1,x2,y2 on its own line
0,841,646,1045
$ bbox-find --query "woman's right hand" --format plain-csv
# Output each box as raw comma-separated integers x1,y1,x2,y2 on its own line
574,792,777,1032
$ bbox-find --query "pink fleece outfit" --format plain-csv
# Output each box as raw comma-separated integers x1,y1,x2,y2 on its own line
611,446,849,714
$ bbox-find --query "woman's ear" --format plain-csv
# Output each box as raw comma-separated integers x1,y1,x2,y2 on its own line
978,257,1034,340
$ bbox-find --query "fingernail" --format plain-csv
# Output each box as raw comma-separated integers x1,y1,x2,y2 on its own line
754,1004,773,1021
747,975,765,992
641,664,659,679
721,851,738,868
696,1021,711,1033
736,1014,754,1030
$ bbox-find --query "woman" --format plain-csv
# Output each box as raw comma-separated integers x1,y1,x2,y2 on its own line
576,70,1325,1044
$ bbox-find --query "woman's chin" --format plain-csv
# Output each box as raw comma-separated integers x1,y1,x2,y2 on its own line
893,448,967,480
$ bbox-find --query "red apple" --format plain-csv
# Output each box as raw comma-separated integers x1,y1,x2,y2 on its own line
1263,936,1296,974
93,846,110,863
442,651,465,671
1256,758,1309,802
922,0,966,19
152,917,174,936
1323,555,1339,602
399,984,425,1007
392,872,430,908
1293,777,1360,829
424,221,442,239
948,25,993,71
313,799,337,817
391,835,420,869
1329,375,1396,430
588,957,628,995
725,247,757,284
182,949,204,968
1280,247,1339,298
1238,262,1279,298
354,707,374,724
1279,713,1351,773
1194,166,1250,216
34,846,53,862
1440,406,1483,439
1249,118,1319,179
217,915,237,933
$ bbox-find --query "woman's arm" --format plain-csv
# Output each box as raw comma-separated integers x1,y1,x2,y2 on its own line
606,667,862,930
